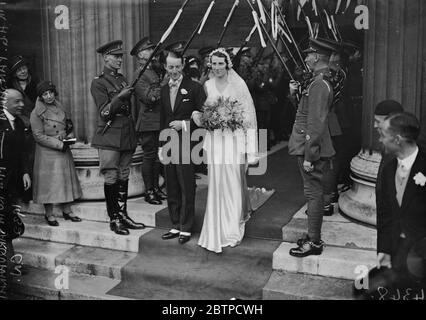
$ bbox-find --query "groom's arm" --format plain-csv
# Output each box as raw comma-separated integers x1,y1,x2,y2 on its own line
189,81,206,129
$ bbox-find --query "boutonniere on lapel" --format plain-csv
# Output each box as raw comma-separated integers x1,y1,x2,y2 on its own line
180,88,188,95
413,172,426,186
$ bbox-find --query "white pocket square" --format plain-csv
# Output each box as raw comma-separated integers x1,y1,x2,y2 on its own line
182,98,190,102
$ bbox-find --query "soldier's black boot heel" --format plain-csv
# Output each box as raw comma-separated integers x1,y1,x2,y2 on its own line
104,183,129,235
118,180,145,229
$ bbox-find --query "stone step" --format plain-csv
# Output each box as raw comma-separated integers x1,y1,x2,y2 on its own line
262,271,355,300
14,238,137,280
13,238,75,270
21,214,151,252
10,267,131,300
19,199,164,226
282,217,377,250
292,203,350,223
272,242,376,281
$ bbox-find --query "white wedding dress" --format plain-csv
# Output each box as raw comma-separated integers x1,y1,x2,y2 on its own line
198,70,258,253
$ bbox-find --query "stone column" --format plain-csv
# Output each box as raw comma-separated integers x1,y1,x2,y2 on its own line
40,0,150,199
339,0,426,225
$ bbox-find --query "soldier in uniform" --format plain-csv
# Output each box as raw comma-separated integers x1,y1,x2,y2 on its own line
131,37,167,205
288,38,335,257
90,40,145,235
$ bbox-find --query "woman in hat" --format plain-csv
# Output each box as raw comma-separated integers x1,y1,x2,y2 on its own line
7,55,39,123
30,80,82,226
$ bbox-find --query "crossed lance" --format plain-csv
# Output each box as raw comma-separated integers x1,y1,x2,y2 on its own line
102,0,340,134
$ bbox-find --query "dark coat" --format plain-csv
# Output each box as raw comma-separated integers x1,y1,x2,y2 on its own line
160,76,205,132
288,68,335,162
160,76,206,163
90,67,137,151
133,67,162,132
7,75,39,124
0,115,30,201
378,147,426,257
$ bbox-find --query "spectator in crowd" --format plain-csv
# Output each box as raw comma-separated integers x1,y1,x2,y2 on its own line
376,112,426,294
7,55,39,124
374,100,404,227
30,81,82,226
0,89,32,282
7,55,40,202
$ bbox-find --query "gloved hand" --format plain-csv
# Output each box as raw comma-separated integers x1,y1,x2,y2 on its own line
289,80,300,95
117,86,134,100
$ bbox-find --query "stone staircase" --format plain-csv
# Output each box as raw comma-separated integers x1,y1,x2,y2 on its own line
10,198,164,300
9,166,377,300
263,204,377,300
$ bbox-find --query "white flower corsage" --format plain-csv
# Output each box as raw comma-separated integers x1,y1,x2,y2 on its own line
413,172,426,186
180,88,188,95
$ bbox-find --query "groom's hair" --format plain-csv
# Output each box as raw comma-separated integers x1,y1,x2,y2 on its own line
165,51,184,65
386,112,420,143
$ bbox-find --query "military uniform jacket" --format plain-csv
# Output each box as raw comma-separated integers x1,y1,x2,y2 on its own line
90,67,137,151
288,67,335,162
133,67,161,132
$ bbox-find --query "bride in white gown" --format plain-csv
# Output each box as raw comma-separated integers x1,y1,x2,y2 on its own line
197,48,258,253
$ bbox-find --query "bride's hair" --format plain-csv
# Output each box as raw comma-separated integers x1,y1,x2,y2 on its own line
208,48,233,70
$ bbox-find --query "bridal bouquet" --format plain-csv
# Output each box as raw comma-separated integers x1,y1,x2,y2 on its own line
200,96,245,132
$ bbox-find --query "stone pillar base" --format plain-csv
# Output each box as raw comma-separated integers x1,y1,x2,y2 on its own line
71,143,145,200
338,150,381,226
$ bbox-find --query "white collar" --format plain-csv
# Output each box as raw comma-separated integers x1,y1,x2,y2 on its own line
397,146,419,171
169,75,183,86
3,109,16,122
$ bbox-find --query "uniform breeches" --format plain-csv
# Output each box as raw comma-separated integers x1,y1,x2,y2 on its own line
139,131,160,191
297,157,330,242
98,149,135,185
323,135,345,195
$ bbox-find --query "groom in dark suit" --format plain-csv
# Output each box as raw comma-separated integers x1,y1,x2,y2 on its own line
377,112,426,289
159,46,206,244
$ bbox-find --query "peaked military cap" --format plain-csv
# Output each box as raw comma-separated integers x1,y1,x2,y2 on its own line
186,55,201,67
198,46,215,57
130,37,155,56
8,55,29,75
240,47,252,56
303,38,336,56
164,41,186,56
340,40,360,55
96,40,125,55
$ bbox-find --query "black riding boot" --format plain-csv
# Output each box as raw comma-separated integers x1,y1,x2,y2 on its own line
104,183,129,235
118,180,145,229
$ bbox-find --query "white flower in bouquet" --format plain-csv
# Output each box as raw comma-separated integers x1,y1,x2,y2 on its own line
201,96,245,132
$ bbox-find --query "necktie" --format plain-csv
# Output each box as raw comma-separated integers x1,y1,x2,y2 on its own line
395,162,409,206
169,81,179,111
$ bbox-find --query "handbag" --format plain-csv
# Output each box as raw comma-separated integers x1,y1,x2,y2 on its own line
3,204,25,240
